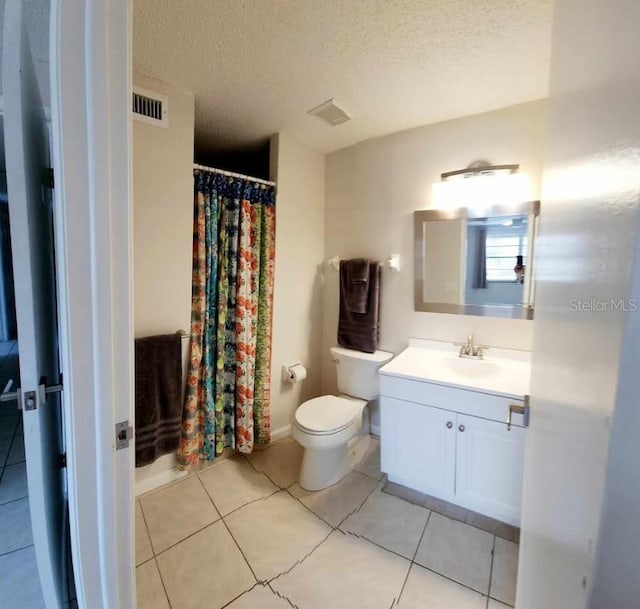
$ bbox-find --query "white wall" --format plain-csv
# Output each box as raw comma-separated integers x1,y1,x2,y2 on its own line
322,101,547,398
516,0,640,607
269,132,325,436
132,74,194,337
133,74,194,491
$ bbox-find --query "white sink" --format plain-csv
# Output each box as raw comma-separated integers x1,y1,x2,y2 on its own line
444,355,501,379
379,339,531,398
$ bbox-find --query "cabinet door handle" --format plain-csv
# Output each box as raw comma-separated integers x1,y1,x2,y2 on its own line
507,402,526,430
446,421,453,429
458,424,465,432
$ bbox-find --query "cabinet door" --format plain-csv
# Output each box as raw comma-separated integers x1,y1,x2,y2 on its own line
455,413,526,525
381,396,456,500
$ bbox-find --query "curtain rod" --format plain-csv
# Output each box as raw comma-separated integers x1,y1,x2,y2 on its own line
193,163,276,187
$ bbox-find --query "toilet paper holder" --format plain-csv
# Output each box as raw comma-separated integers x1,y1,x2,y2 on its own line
282,362,306,383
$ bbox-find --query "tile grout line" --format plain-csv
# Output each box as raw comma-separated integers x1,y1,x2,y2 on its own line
137,500,157,557
283,487,336,529
267,582,299,609
267,527,335,584
0,416,20,486
384,481,520,543
142,519,218,559
0,541,35,558
341,529,417,565
241,450,299,493
0,493,29,508
241,437,421,602
138,477,224,559
335,474,381,530
217,582,263,609
0,492,28,507
135,555,155,569
136,500,175,609
141,438,509,607
407,507,499,600
235,448,374,588
239,444,340,529
389,507,509,604
413,561,498,600
135,450,243,503
138,469,278,562
486,535,497,609
396,508,433,605
152,553,174,609
213,486,281,519
195,474,261,585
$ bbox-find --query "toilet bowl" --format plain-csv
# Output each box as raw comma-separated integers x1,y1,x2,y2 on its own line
292,395,367,490
292,347,393,491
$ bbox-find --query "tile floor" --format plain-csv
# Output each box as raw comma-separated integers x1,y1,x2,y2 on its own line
136,435,519,609
0,341,48,609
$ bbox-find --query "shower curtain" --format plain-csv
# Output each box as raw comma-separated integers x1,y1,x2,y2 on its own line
178,170,276,467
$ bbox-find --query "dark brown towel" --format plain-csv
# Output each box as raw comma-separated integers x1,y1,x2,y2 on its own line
135,334,183,467
344,258,370,314
338,260,381,353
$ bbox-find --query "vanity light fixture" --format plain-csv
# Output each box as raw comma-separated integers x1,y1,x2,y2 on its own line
432,162,532,213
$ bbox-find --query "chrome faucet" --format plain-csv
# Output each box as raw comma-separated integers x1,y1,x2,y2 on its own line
455,333,487,359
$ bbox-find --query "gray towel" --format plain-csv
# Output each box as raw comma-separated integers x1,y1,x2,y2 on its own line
338,260,381,353
135,334,183,467
344,258,370,314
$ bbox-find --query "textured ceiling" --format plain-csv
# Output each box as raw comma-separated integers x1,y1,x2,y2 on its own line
134,0,553,154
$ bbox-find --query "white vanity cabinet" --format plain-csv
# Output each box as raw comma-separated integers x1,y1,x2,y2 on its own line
380,374,527,526
381,396,457,500
454,414,526,524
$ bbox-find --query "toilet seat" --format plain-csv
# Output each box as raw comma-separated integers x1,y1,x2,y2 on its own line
294,395,363,436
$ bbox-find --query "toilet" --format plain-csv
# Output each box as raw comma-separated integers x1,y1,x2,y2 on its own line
292,346,393,491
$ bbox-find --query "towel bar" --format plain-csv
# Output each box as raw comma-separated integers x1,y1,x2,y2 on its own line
327,254,400,272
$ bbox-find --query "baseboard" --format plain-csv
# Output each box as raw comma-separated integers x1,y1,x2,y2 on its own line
135,453,188,497
135,424,293,496
271,424,291,442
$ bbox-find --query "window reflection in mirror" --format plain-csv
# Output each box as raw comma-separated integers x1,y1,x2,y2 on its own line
466,215,529,306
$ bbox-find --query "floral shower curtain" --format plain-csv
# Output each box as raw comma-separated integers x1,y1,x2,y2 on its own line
178,170,275,467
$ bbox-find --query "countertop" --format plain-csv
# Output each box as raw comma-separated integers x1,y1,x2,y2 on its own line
379,339,531,399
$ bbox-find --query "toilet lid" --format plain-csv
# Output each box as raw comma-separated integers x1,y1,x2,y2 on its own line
295,396,363,434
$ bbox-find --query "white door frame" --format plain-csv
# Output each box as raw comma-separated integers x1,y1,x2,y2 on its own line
49,2,135,608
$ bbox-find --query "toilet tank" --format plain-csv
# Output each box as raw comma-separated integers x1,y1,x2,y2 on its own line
330,346,394,400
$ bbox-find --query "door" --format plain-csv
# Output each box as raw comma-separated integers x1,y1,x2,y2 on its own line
3,1,67,607
381,397,456,499
455,414,526,526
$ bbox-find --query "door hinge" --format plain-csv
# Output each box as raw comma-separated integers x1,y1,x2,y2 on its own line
48,167,55,189
59,453,67,469
115,420,133,450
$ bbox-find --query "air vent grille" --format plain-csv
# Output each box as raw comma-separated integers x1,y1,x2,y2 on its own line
307,98,352,126
133,93,162,120
132,86,168,127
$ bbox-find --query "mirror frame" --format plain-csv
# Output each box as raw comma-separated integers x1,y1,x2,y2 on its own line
414,201,540,320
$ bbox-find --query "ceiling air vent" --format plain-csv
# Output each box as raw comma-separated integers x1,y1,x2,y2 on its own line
307,98,352,126
132,86,168,127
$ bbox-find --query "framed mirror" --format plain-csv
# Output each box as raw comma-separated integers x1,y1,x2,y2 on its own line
414,201,540,319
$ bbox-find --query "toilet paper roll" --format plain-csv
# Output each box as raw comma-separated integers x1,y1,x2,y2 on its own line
286,363,307,383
